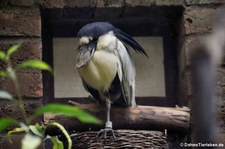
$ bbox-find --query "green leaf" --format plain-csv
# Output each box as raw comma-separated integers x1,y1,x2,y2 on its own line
0,118,18,132
0,71,8,78
7,127,25,143
0,90,13,100
7,45,20,58
50,136,64,149
0,50,6,62
22,133,42,149
17,60,53,73
29,123,44,137
6,67,17,81
35,104,102,124
48,122,71,149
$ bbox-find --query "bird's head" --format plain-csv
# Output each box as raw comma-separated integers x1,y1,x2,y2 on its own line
76,22,148,69
76,36,96,69
76,22,115,69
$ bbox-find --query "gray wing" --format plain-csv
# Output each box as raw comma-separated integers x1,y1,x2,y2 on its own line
116,38,136,107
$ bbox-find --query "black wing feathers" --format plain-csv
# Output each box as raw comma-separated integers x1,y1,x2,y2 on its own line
114,29,148,57
81,79,101,102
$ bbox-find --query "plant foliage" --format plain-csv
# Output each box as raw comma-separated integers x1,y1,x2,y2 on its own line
0,45,101,149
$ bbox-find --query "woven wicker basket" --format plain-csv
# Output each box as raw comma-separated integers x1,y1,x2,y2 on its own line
71,129,167,149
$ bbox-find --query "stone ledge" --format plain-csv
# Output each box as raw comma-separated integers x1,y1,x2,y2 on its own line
185,0,225,6
1,0,224,8
41,0,97,8
40,0,65,8
96,0,124,8
125,0,184,7
125,0,154,7
155,0,184,6
40,0,189,8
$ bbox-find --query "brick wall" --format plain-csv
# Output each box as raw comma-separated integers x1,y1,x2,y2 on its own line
180,2,225,129
180,3,225,106
0,0,225,147
0,5,42,125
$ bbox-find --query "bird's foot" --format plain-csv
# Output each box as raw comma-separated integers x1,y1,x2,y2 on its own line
96,121,115,143
96,127,116,143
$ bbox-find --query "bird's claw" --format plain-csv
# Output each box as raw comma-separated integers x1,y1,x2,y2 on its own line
96,127,116,143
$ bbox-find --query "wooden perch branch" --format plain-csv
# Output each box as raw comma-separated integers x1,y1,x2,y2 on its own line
44,103,190,133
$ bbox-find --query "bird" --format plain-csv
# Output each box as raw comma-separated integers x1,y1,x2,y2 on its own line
76,22,147,139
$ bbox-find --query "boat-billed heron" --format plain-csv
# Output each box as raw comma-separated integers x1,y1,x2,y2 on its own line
76,22,147,138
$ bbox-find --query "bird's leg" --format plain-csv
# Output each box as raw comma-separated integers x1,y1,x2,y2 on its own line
104,99,115,140
97,98,115,142
105,98,112,128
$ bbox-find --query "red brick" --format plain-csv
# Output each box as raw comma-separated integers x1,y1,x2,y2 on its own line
0,71,43,98
0,8,41,37
40,0,65,8
0,101,42,148
125,0,154,7
97,0,124,7
0,0,35,7
0,38,42,68
185,0,225,5
65,0,97,7
217,68,225,95
0,99,42,121
184,6,222,34
156,0,183,6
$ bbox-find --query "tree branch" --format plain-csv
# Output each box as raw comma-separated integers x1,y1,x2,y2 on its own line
44,103,190,133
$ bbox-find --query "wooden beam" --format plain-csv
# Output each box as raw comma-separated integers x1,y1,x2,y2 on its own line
44,103,190,133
